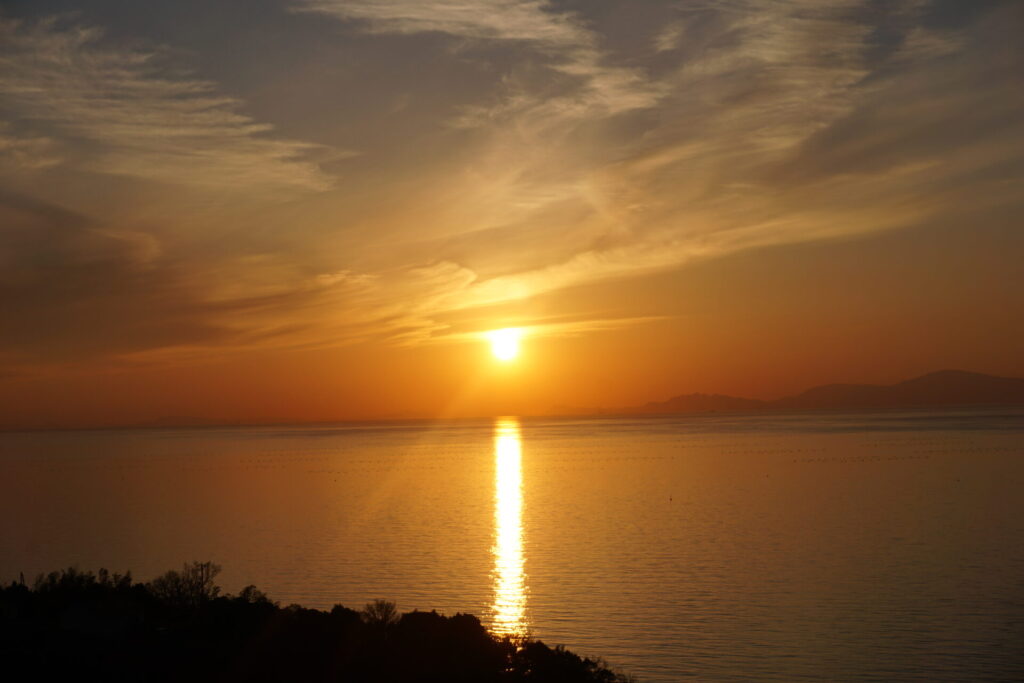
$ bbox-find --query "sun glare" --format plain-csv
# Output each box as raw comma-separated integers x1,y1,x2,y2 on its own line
491,417,527,636
488,328,522,362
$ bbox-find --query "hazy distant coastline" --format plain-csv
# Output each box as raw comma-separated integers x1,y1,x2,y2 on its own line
3,369,1022,432
150,369,1024,426
622,369,1024,416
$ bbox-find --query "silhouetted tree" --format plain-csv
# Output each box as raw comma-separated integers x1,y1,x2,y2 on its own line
236,584,271,605
148,560,221,609
1,562,636,682
361,598,399,627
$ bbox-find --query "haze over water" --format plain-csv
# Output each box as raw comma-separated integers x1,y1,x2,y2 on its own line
2,411,1023,681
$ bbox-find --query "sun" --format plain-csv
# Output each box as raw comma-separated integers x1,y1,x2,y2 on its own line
488,328,522,362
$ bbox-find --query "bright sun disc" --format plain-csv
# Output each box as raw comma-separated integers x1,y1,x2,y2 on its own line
489,328,522,361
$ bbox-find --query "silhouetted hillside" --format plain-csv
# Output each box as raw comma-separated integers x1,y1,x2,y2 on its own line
628,370,1024,414
1,563,633,683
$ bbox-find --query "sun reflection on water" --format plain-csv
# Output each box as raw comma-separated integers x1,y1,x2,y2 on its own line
491,417,528,638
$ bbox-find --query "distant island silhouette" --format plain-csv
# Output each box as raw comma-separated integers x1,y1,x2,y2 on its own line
624,370,1024,415
1,562,634,683
15,369,1021,432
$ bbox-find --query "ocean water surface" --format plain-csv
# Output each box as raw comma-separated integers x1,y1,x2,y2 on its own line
2,410,1023,681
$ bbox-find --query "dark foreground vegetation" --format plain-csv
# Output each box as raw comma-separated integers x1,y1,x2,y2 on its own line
1,562,633,682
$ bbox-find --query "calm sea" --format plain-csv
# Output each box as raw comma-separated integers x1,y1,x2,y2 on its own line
2,411,1023,681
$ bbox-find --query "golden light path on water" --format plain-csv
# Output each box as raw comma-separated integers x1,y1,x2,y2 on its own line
491,417,528,638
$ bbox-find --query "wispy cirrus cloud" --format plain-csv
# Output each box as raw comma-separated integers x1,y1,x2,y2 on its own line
1,0,1021,373
0,14,346,369
293,0,666,276
0,17,335,194
0,122,61,170
298,0,585,43
278,0,1024,350
297,0,663,122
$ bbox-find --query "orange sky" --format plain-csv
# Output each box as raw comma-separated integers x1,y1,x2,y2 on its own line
0,1,1022,428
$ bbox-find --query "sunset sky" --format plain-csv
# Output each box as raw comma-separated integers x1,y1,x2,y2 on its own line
0,0,1021,427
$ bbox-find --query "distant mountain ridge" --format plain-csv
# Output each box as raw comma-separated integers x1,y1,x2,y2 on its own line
629,370,1024,415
